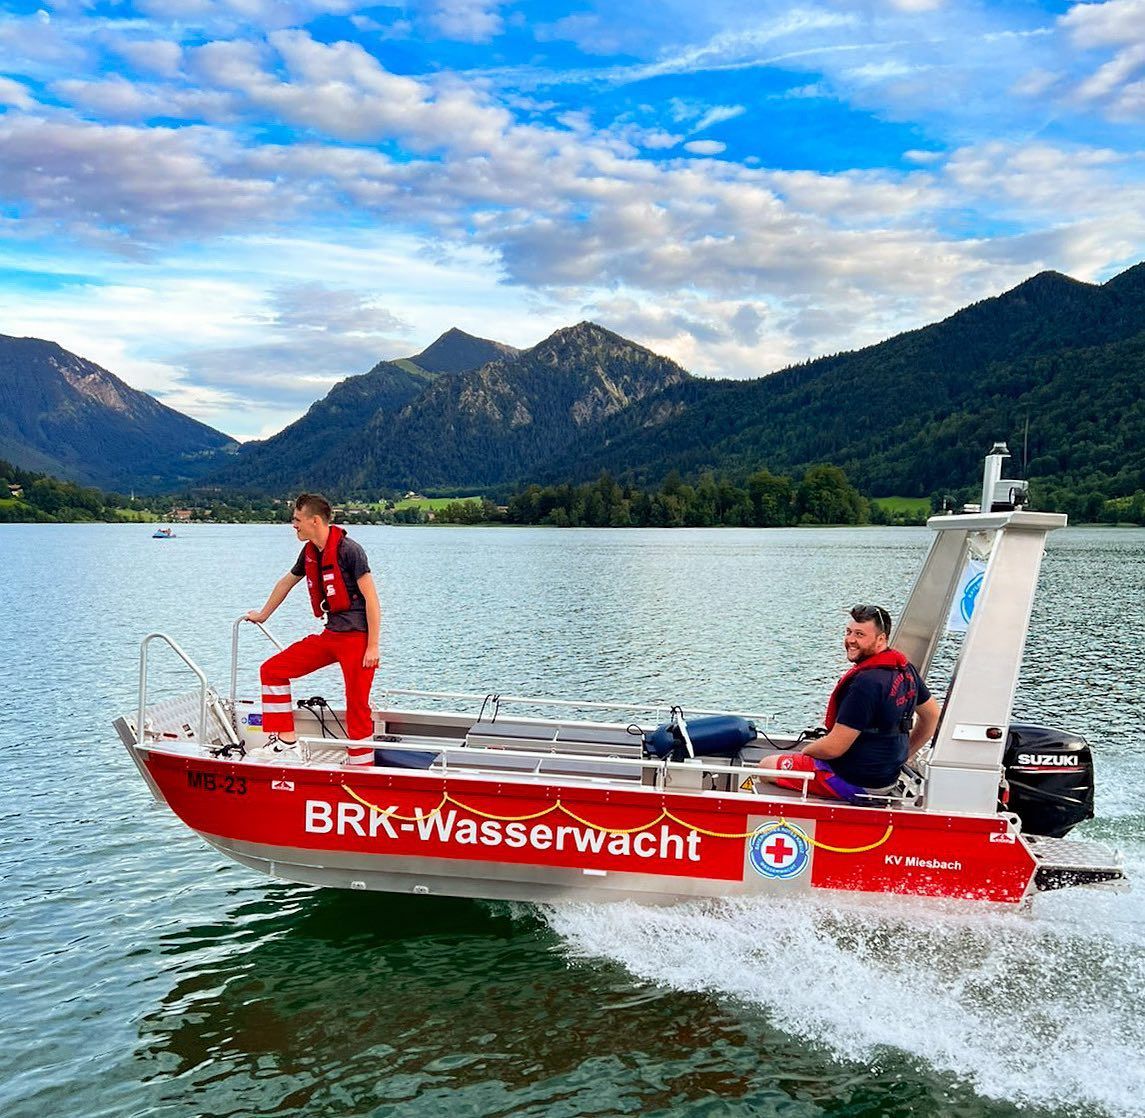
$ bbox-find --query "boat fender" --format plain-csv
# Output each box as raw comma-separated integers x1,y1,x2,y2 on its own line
644,714,757,760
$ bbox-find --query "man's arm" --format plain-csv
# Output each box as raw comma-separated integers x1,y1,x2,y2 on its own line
357,571,381,669
907,696,941,758
246,572,303,624
801,723,861,760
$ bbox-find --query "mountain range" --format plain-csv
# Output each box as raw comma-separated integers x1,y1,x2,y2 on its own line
211,327,519,492
2,261,1142,500
539,264,1145,497
0,335,237,492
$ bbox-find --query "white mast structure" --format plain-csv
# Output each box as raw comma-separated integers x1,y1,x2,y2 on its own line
892,445,1064,814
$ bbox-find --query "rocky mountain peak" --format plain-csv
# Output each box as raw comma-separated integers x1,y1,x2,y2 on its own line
0,333,235,491
408,327,519,375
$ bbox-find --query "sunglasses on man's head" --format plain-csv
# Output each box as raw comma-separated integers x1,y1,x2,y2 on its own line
851,604,892,634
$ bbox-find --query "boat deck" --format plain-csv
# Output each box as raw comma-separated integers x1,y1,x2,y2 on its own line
114,686,922,809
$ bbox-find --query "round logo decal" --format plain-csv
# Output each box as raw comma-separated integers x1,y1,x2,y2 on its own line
748,823,810,880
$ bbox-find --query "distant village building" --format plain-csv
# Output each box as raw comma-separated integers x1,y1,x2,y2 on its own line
7,484,24,499
172,508,193,521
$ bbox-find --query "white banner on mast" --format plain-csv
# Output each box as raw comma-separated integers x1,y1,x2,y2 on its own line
946,558,987,633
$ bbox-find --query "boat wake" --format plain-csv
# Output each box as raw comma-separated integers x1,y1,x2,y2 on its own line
543,873,1145,1117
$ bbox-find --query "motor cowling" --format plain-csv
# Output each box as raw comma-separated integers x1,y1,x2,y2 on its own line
1002,723,1095,838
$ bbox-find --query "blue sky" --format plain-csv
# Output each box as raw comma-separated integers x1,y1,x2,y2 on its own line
1,0,1143,439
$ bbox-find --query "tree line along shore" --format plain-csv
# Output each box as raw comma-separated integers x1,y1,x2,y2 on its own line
2,458,1142,528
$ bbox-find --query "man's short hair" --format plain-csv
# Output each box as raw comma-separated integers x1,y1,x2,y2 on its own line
295,493,333,522
850,604,892,634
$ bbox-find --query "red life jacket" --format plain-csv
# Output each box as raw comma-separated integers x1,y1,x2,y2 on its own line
824,649,910,729
304,524,354,618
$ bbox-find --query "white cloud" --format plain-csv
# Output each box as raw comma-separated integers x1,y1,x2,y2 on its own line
110,38,185,79
1,6,1142,437
423,0,507,42
883,0,944,11
134,0,359,32
944,141,1130,217
589,293,801,379
1061,0,1145,48
784,82,829,98
0,115,283,245
0,9,91,77
1059,0,1145,119
1009,67,1060,98
535,12,629,56
683,139,727,155
269,283,409,336
668,97,745,129
694,104,745,131
54,74,239,121
0,75,34,108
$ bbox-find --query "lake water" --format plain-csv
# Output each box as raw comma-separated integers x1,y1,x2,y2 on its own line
1,523,1143,1118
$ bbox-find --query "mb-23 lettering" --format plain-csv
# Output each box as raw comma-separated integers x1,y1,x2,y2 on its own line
187,769,248,795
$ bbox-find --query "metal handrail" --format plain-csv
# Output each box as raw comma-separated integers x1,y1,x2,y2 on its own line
376,687,778,726
291,732,816,793
230,616,284,707
138,632,211,747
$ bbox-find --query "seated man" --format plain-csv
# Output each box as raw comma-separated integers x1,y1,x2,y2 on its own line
759,604,940,801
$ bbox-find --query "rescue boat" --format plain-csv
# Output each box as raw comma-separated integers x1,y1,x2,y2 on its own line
114,447,1127,908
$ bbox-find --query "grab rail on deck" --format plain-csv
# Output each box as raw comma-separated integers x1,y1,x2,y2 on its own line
137,632,213,748
230,617,284,708
289,733,817,797
376,687,778,727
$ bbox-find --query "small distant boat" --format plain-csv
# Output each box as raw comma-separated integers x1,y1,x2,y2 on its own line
152,527,176,538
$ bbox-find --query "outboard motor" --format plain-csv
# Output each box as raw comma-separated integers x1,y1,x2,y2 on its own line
1002,723,1095,838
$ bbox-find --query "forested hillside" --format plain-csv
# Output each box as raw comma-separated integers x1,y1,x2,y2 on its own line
0,334,236,492
209,328,516,492
4,262,1141,513
539,266,1145,508
312,322,692,491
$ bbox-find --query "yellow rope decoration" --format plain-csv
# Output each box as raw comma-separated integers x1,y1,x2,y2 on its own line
782,818,895,854
341,786,448,822
441,795,561,823
663,809,764,840
559,803,669,834
338,783,896,854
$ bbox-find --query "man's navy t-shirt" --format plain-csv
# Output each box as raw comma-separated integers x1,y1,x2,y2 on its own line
832,666,931,787
291,534,371,633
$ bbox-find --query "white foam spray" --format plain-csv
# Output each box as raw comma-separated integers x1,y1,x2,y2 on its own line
544,866,1145,1117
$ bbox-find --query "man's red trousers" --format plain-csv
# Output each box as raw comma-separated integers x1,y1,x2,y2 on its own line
259,629,376,761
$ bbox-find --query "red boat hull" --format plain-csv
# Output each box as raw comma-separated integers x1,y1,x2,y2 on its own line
141,749,1037,905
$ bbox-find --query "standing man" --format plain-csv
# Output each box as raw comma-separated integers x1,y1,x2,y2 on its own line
246,494,381,765
760,604,940,801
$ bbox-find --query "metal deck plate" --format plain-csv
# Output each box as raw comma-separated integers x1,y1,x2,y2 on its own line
136,689,236,748
1027,835,1123,871
1027,834,1127,892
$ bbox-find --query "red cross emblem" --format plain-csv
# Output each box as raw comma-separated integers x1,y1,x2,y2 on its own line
762,835,797,868
749,822,810,880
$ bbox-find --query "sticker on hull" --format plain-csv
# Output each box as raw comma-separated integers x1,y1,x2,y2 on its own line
748,822,810,880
